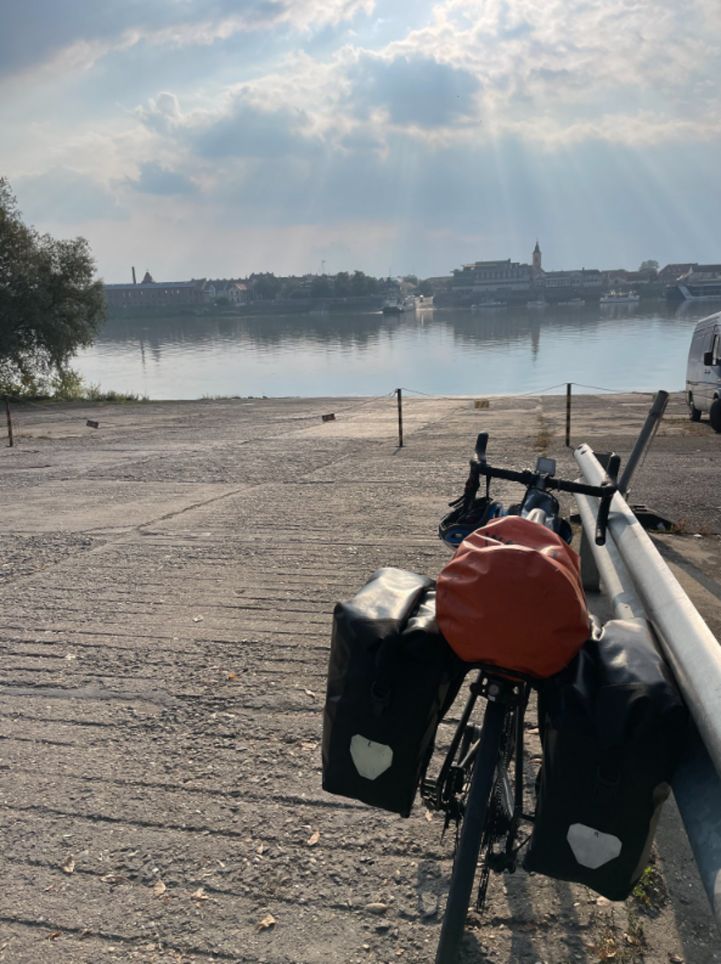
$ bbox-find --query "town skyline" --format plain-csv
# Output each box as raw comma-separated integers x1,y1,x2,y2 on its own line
101,247,684,287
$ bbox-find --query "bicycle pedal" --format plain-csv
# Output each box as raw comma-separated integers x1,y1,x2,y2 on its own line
420,778,439,806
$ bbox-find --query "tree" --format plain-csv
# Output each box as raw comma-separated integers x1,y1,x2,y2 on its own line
334,271,351,297
0,178,105,393
310,275,331,298
639,260,659,274
249,272,282,301
418,279,433,297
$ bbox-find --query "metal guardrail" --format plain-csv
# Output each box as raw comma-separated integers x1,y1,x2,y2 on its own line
574,444,721,928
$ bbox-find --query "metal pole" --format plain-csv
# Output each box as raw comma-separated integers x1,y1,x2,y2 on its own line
396,388,403,448
618,390,669,496
4,396,13,448
565,383,572,448
575,443,721,782
575,493,644,620
575,477,721,929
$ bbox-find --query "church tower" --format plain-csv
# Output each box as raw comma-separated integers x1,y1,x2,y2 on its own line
532,240,542,276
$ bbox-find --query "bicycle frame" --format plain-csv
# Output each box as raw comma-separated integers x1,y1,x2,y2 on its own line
429,435,620,963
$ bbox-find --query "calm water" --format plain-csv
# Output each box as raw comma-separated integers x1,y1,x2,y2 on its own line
74,304,708,399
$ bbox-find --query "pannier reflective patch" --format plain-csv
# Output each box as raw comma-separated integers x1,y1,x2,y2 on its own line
350,735,393,780
567,824,622,870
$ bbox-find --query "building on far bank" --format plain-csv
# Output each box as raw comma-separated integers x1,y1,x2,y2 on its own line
683,264,721,283
542,268,602,290
658,263,696,283
443,242,604,305
104,270,208,310
205,280,249,305
451,258,534,301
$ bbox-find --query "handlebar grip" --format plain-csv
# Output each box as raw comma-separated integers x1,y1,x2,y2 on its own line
595,490,614,545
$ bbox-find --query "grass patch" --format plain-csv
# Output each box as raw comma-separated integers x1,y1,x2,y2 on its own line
2,368,147,403
631,862,668,917
82,385,148,403
588,908,646,963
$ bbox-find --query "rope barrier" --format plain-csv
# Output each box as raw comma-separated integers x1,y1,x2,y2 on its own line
570,381,626,394
516,383,568,397
1,381,640,453
401,383,570,399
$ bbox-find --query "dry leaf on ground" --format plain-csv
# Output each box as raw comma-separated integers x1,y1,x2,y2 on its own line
307,830,320,846
191,888,210,901
152,880,167,897
257,914,276,931
62,857,75,874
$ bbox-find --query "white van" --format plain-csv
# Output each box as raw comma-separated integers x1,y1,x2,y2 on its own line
686,311,721,432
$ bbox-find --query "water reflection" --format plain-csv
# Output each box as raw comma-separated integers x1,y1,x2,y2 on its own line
74,304,707,399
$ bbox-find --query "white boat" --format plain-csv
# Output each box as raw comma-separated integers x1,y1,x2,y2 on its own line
600,291,640,305
668,282,721,303
382,296,415,315
526,299,547,309
415,295,434,310
471,300,507,310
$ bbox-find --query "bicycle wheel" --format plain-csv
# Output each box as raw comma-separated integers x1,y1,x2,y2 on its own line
435,698,507,964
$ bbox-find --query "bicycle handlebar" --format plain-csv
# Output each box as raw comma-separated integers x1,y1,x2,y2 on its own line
467,435,619,545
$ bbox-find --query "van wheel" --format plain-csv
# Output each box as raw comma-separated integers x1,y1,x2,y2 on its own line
689,396,702,422
710,399,721,433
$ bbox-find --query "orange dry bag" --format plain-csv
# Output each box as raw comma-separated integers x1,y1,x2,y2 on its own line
436,516,589,678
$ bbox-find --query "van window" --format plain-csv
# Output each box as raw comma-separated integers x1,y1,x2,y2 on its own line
714,333,721,365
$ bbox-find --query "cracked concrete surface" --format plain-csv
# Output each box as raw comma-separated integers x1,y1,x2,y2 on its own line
0,392,719,963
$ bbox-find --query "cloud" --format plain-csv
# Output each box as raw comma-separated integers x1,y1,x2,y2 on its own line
12,169,126,224
0,0,375,81
127,162,198,196
191,101,319,159
374,0,721,144
135,91,183,133
348,53,479,127
135,88,323,160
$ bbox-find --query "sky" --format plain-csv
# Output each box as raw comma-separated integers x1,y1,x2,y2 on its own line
3,0,721,282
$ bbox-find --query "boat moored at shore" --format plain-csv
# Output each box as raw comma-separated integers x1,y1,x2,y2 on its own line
382,296,416,315
600,290,640,305
667,282,721,304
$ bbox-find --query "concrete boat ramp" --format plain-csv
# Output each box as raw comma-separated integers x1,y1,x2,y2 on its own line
0,393,719,963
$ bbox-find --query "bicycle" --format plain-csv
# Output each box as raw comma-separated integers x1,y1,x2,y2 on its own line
421,433,619,964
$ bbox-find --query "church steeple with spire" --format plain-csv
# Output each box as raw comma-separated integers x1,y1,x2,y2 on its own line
532,240,542,276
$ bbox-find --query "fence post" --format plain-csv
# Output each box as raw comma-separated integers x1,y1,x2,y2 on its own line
5,397,13,448
396,388,404,448
565,382,572,448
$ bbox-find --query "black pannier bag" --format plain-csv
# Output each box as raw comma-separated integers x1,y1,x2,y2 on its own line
524,617,688,900
322,568,463,817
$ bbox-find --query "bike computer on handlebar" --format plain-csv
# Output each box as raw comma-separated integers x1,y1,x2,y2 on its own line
440,432,619,547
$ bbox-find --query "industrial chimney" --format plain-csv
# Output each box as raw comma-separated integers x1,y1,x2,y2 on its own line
132,266,137,285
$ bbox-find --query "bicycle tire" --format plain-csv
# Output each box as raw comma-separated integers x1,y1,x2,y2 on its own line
434,698,507,964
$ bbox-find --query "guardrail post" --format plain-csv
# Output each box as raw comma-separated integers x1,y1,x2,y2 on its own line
5,396,13,448
396,388,404,448
619,390,669,496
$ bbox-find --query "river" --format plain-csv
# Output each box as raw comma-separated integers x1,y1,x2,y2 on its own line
73,303,708,399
